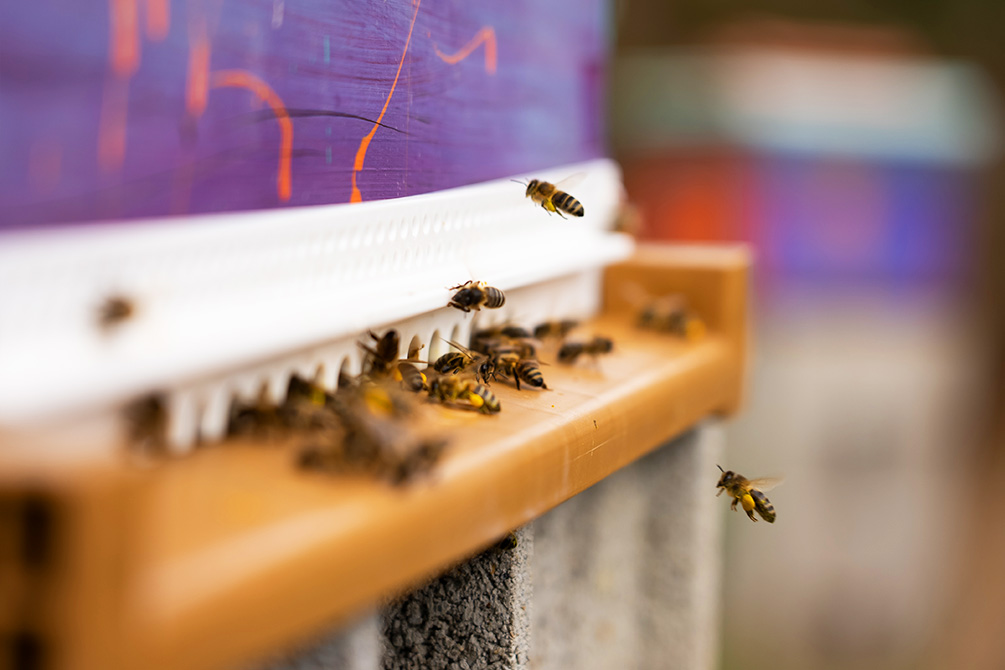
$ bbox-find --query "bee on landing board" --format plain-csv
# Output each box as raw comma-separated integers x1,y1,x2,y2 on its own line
557,336,613,365
428,373,500,414
360,330,400,378
533,319,579,340
715,466,782,523
447,281,505,313
514,177,585,218
432,340,496,385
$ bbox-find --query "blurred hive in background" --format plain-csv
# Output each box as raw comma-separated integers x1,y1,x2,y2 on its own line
612,7,1003,670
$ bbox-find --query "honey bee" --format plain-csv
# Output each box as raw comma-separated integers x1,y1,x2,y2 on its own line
715,466,781,523
98,295,135,330
279,377,341,433
472,328,539,360
428,374,500,414
361,330,400,377
491,350,547,390
516,178,585,218
447,281,505,313
638,296,706,341
307,384,446,484
557,336,613,365
500,325,532,339
533,320,579,340
622,283,706,342
393,361,428,392
432,340,496,384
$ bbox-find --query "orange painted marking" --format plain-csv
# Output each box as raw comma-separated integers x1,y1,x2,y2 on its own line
350,0,422,203
98,77,130,172
145,0,170,41
210,70,293,201
186,16,210,116
109,0,140,75
433,26,497,74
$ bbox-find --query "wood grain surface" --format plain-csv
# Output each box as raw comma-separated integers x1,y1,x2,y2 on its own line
0,0,608,229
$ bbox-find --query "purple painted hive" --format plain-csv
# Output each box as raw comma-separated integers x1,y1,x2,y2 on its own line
0,0,608,229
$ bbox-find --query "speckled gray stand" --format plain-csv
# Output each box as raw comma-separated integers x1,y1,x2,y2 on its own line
381,525,533,670
256,424,723,670
531,424,724,670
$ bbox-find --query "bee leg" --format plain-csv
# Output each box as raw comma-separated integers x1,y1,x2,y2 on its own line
741,494,757,522
730,498,738,511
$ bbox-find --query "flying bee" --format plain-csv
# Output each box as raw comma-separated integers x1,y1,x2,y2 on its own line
715,466,782,523
447,281,505,313
557,336,613,365
514,176,585,218
533,319,579,340
360,330,400,377
428,374,500,414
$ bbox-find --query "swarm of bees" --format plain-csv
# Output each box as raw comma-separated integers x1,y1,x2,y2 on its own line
715,466,781,523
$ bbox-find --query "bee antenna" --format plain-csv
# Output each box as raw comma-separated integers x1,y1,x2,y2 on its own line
510,179,528,186
717,464,724,473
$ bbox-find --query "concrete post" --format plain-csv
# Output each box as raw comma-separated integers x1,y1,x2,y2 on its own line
382,525,533,670
531,424,724,670
258,424,723,670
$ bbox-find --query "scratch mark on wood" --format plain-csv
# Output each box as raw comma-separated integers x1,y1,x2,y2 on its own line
433,26,497,74
145,0,170,41
573,437,610,463
210,70,293,201
247,108,405,133
350,0,421,203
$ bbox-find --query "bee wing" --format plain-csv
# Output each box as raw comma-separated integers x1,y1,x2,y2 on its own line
443,338,476,361
746,477,784,492
553,171,588,191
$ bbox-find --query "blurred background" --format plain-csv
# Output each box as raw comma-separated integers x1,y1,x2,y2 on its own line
610,1,1004,669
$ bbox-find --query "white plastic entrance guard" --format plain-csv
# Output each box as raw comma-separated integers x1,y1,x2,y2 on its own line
0,159,632,450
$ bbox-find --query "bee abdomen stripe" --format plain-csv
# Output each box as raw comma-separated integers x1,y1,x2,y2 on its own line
485,287,505,308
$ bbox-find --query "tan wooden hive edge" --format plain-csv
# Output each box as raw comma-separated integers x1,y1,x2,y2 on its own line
0,243,749,670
